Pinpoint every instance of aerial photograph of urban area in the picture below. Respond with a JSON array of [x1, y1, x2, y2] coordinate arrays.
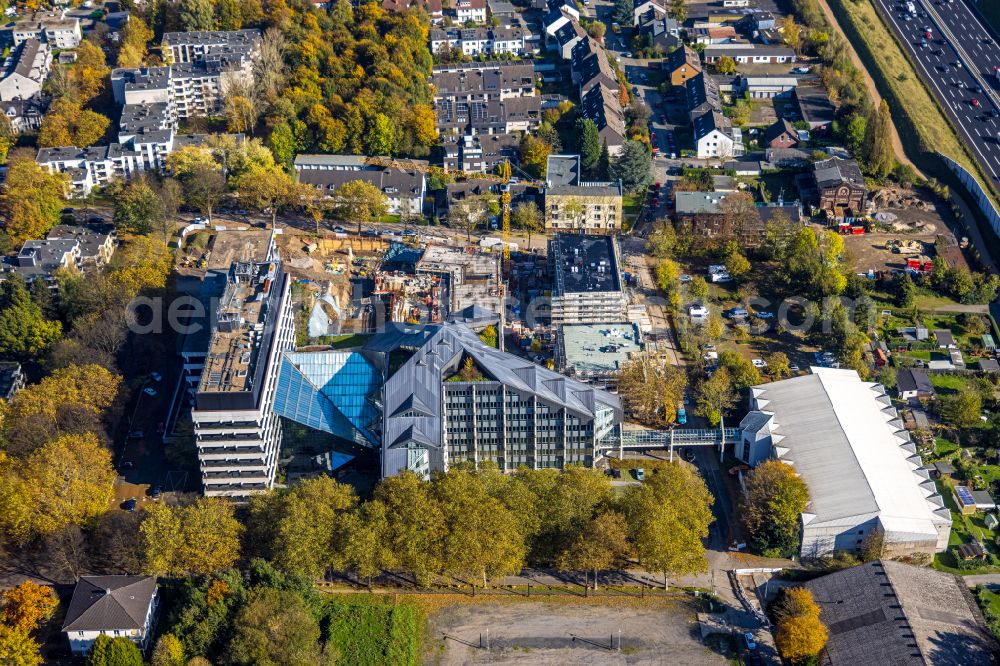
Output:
[[2, 0, 1000, 663]]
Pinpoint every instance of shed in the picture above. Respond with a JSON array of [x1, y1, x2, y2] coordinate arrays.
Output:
[[958, 541, 987, 560], [935, 329, 957, 349], [932, 460, 954, 479], [982, 334, 997, 352], [972, 490, 997, 512], [980, 358, 1000, 374]]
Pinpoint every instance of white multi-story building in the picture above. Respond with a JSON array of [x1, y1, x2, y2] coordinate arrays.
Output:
[[190, 258, 295, 500], [453, 0, 487, 23], [62, 576, 158, 657], [0, 39, 51, 102], [162, 29, 261, 65], [4, 12, 81, 49], [430, 24, 531, 57]]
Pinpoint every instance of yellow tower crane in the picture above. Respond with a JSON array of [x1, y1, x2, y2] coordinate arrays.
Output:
[[363, 157, 537, 263]]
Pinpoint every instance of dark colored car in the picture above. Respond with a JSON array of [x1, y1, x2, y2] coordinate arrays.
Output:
[[122, 499, 137, 512]]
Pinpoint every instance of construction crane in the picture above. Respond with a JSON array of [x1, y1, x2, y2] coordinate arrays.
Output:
[[364, 156, 540, 263]]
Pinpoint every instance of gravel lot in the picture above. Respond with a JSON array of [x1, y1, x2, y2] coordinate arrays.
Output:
[[424, 598, 730, 665]]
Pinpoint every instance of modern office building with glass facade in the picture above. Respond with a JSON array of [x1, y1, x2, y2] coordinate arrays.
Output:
[[377, 322, 623, 478]]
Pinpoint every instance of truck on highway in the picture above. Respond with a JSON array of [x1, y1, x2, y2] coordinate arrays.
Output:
[[906, 1, 917, 15]]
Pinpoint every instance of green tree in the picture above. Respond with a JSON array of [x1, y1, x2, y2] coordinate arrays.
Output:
[[331, 179, 389, 235], [365, 113, 397, 156], [841, 112, 867, 155], [1, 156, 68, 247], [509, 466, 615, 563], [247, 477, 358, 578], [766, 351, 791, 378], [432, 467, 527, 586], [941, 389, 982, 428], [178, 0, 215, 30], [646, 218, 676, 258], [597, 139, 611, 180], [150, 634, 185, 666], [613, 0, 635, 28], [140, 499, 242, 576], [232, 163, 298, 228], [372, 472, 447, 585], [86, 635, 143, 666], [862, 99, 894, 179], [343, 498, 393, 586], [113, 179, 165, 235], [556, 511, 631, 589], [577, 117, 601, 172], [620, 462, 714, 588], [511, 201, 543, 249], [718, 349, 762, 390], [450, 193, 498, 242], [224, 588, 326, 666], [724, 245, 751, 279], [612, 140, 653, 193], [689, 276, 709, 302], [0, 625, 41, 666], [0, 275, 62, 361], [37, 99, 110, 148], [697, 366, 736, 426], [178, 163, 227, 223], [741, 460, 810, 556]]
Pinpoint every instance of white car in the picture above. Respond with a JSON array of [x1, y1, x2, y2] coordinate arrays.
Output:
[[751, 358, 767, 369], [622, 51, 632, 58], [679, 274, 693, 282]]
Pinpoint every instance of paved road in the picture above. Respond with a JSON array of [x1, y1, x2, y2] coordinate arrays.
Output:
[[871, 0, 1000, 183]]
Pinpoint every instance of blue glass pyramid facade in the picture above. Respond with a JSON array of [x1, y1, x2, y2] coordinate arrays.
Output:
[[274, 351, 381, 446]]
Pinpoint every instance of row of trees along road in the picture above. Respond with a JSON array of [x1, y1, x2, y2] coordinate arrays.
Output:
[[244, 464, 714, 590]]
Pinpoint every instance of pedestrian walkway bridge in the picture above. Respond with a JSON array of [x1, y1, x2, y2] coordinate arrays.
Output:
[[598, 427, 740, 460]]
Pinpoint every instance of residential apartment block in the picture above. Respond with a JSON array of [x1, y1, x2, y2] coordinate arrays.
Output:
[[429, 24, 531, 57], [548, 233, 629, 326], [162, 29, 261, 65], [0, 39, 50, 102], [543, 155, 623, 233], [38, 30, 255, 196], [2, 12, 81, 49], [293, 154, 427, 217], [190, 259, 295, 499], [685, 73, 742, 159], [432, 61, 539, 171]]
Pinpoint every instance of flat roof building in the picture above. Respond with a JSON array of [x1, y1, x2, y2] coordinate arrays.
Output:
[[738, 367, 951, 558], [556, 323, 642, 388], [191, 258, 295, 499], [549, 234, 628, 325]]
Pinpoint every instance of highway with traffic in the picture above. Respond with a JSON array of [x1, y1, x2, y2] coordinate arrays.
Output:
[[870, 0, 1000, 182]]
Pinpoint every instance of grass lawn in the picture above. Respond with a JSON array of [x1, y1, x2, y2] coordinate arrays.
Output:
[[323, 595, 421, 666], [825, 0, 997, 203], [913, 292, 966, 312], [934, 437, 960, 459], [930, 373, 967, 394], [979, 588, 1000, 618]]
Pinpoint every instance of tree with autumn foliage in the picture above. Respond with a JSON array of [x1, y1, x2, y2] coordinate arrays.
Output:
[[0, 582, 58, 634], [140, 498, 243, 576], [773, 586, 828, 661], [0, 155, 69, 249], [0, 433, 117, 543]]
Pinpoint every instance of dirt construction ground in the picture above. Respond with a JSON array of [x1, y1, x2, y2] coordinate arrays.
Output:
[[424, 598, 728, 665]]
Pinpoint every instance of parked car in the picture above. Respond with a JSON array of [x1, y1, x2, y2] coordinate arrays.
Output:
[[634, 468, 646, 481], [122, 499, 137, 512], [128, 430, 144, 439], [751, 358, 767, 369], [744, 632, 757, 650], [150, 486, 162, 500], [143, 387, 157, 396], [150, 371, 162, 382]]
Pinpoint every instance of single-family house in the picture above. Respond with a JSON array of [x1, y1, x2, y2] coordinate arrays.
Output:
[[896, 368, 935, 401], [761, 118, 798, 150], [62, 576, 158, 656]]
